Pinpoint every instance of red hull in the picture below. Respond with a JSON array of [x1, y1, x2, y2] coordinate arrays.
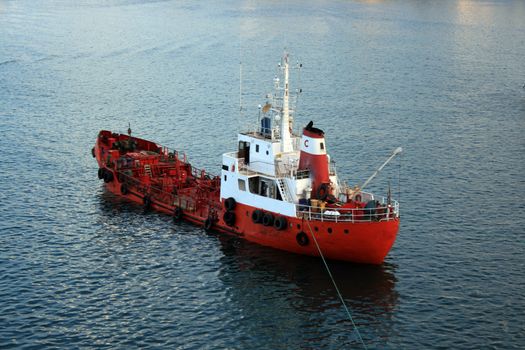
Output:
[[94, 130, 399, 264]]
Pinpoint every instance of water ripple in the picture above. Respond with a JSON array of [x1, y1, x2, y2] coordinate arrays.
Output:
[[1, 0, 525, 349]]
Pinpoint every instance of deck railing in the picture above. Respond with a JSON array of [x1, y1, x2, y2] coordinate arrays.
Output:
[[115, 164, 398, 223], [296, 196, 400, 223]]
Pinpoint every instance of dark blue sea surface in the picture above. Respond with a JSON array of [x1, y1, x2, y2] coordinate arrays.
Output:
[[1, 0, 524, 348]]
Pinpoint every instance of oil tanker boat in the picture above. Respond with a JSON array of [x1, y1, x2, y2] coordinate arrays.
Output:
[[93, 55, 401, 264]]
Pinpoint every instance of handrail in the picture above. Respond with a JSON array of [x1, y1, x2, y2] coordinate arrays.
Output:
[[236, 158, 276, 178], [224, 152, 310, 180], [239, 122, 301, 148], [296, 197, 400, 223], [115, 164, 398, 223], [109, 140, 400, 223]]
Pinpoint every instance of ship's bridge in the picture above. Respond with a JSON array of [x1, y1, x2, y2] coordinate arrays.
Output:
[[236, 129, 301, 177], [220, 53, 321, 214]]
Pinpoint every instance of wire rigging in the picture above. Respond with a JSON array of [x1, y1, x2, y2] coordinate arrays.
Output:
[[398, 152, 402, 213]]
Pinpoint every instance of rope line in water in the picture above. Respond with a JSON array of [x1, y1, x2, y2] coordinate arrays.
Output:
[[304, 220, 368, 350], [398, 152, 402, 216]]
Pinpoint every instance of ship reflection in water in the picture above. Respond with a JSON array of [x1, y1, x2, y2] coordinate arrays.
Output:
[[216, 235, 399, 347]]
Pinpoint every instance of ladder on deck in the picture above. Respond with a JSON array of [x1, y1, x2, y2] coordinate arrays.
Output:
[[277, 178, 292, 202], [144, 164, 153, 177]]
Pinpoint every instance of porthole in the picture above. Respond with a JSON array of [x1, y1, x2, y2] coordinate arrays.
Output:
[[344, 229, 349, 234], [327, 228, 333, 234]]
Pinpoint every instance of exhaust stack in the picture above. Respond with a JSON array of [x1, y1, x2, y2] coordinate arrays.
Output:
[[298, 121, 330, 199]]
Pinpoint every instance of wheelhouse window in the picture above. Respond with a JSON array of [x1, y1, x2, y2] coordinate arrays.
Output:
[[238, 179, 246, 191], [247, 176, 280, 200]]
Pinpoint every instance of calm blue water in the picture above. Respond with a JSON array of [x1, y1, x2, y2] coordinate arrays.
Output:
[[1, 0, 525, 348]]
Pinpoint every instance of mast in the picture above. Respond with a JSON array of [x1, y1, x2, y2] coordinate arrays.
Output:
[[281, 54, 293, 153]]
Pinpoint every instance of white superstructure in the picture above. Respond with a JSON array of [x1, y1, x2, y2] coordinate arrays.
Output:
[[220, 54, 339, 217]]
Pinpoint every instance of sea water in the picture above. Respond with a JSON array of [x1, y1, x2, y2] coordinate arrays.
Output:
[[1, 1, 524, 348]]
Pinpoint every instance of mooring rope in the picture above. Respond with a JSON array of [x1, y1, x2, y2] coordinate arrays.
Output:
[[304, 220, 368, 350], [398, 151, 402, 215]]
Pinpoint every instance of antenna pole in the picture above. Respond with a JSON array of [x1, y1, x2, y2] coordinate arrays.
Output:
[[281, 53, 292, 153], [239, 61, 243, 112]]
